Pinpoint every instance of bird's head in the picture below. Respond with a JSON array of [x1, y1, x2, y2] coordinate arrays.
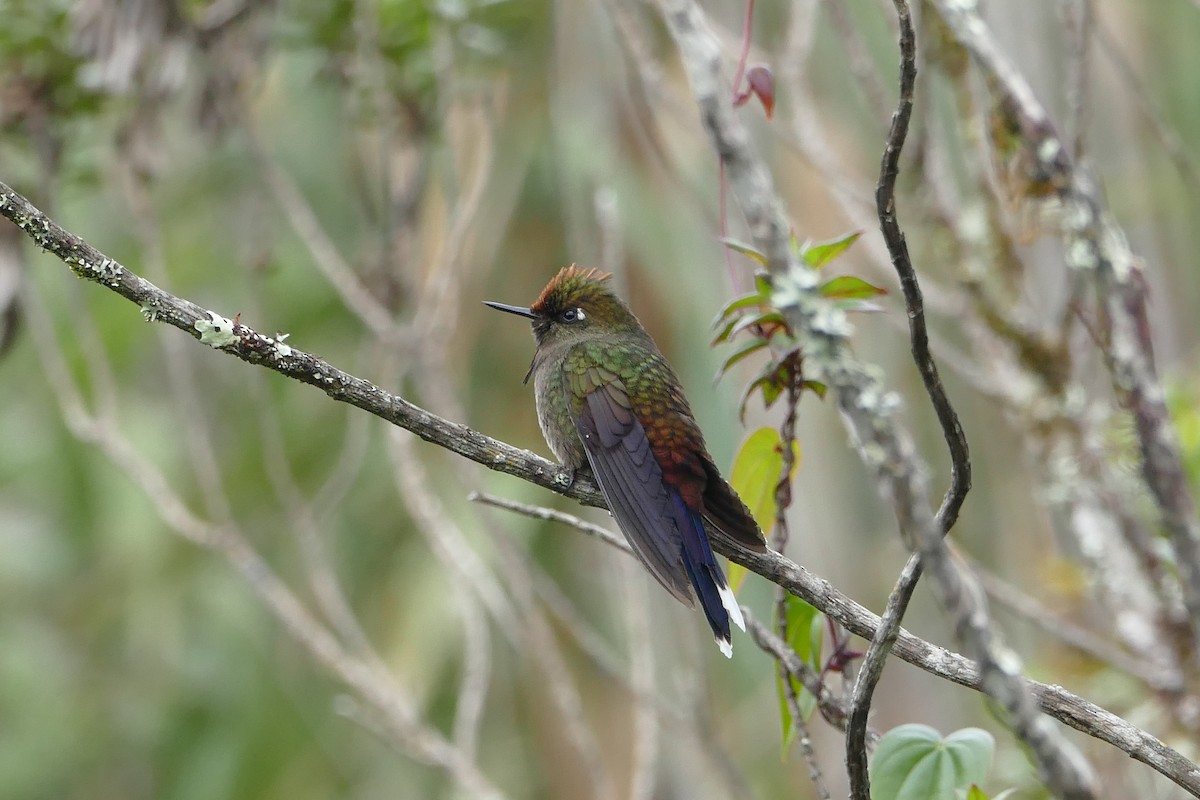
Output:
[[484, 265, 642, 348]]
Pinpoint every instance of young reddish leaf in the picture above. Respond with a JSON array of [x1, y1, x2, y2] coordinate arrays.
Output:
[[715, 338, 769, 381], [718, 237, 768, 266], [820, 275, 888, 300], [740, 65, 775, 118], [803, 231, 863, 269]]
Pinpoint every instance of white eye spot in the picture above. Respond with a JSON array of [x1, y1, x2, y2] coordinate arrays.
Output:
[[561, 307, 585, 323]]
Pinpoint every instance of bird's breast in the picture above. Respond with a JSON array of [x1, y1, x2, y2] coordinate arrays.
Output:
[[533, 355, 588, 469]]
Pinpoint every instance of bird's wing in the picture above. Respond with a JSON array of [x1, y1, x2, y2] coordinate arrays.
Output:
[[700, 462, 769, 553], [567, 365, 695, 608]]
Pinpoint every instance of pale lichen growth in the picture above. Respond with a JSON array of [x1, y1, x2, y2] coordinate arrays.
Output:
[[140, 303, 158, 322], [1099, 224, 1135, 283], [272, 332, 292, 357], [1064, 199, 1093, 233], [811, 304, 852, 338], [68, 255, 125, 287], [1065, 238, 1096, 271], [194, 311, 238, 347], [1037, 137, 1063, 167]]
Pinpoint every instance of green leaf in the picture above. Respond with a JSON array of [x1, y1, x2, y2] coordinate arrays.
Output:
[[729, 427, 801, 532], [803, 380, 827, 399], [759, 375, 785, 409], [725, 561, 749, 594], [775, 595, 822, 755], [965, 786, 988, 800], [736, 376, 771, 422], [711, 316, 740, 346], [728, 310, 786, 339], [803, 230, 862, 268], [790, 603, 823, 716], [719, 237, 768, 266], [715, 339, 768, 381], [712, 292, 765, 329], [754, 271, 773, 296], [820, 274, 888, 301], [869, 724, 995, 800], [726, 422, 799, 584]]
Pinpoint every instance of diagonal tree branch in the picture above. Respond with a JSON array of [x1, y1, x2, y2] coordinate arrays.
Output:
[[2, 179, 1197, 796]]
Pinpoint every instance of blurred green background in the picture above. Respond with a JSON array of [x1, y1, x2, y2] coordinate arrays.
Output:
[[1, 0, 1199, 798]]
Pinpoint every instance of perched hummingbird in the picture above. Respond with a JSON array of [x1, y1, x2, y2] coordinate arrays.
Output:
[[485, 266, 767, 657]]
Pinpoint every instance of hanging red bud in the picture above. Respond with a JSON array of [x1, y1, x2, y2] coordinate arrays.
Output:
[[734, 65, 775, 119]]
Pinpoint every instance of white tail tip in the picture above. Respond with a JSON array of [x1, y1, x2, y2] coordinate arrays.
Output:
[[717, 636, 733, 658], [717, 581, 746, 632]]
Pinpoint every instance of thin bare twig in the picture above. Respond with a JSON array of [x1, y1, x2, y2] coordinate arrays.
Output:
[[1063, 0, 1093, 161], [470, 492, 630, 553], [771, 377, 831, 798], [118, 161, 236, 525], [394, 434, 618, 800], [623, 560, 660, 800], [847, 2, 972, 796], [1092, 19, 1200, 199], [743, 609, 854, 734], [821, 0, 892, 121], [247, 127, 408, 346], [793, 712, 832, 800]]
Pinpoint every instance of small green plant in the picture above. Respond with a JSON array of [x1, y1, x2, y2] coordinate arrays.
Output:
[[712, 230, 884, 418], [717, 230, 884, 754]]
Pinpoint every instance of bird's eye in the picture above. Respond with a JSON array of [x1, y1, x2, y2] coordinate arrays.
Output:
[[559, 308, 585, 323]]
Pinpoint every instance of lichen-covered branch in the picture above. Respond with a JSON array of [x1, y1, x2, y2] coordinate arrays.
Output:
[[929, 0, 1200, 662]]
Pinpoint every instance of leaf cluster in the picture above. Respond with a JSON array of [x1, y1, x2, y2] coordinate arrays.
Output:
[[712, 230, 883, 418]]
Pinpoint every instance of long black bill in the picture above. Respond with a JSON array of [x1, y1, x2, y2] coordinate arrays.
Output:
[[483, 301, 537, 319]]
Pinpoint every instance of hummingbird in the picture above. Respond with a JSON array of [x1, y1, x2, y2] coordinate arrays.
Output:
[[485, 265, 767, 657]]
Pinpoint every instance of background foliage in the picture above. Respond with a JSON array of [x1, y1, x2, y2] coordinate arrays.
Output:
[[1, 0, 1199, 798]]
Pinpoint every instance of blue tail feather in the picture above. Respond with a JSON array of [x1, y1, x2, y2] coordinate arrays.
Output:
[[670, 492, 736, 653]]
